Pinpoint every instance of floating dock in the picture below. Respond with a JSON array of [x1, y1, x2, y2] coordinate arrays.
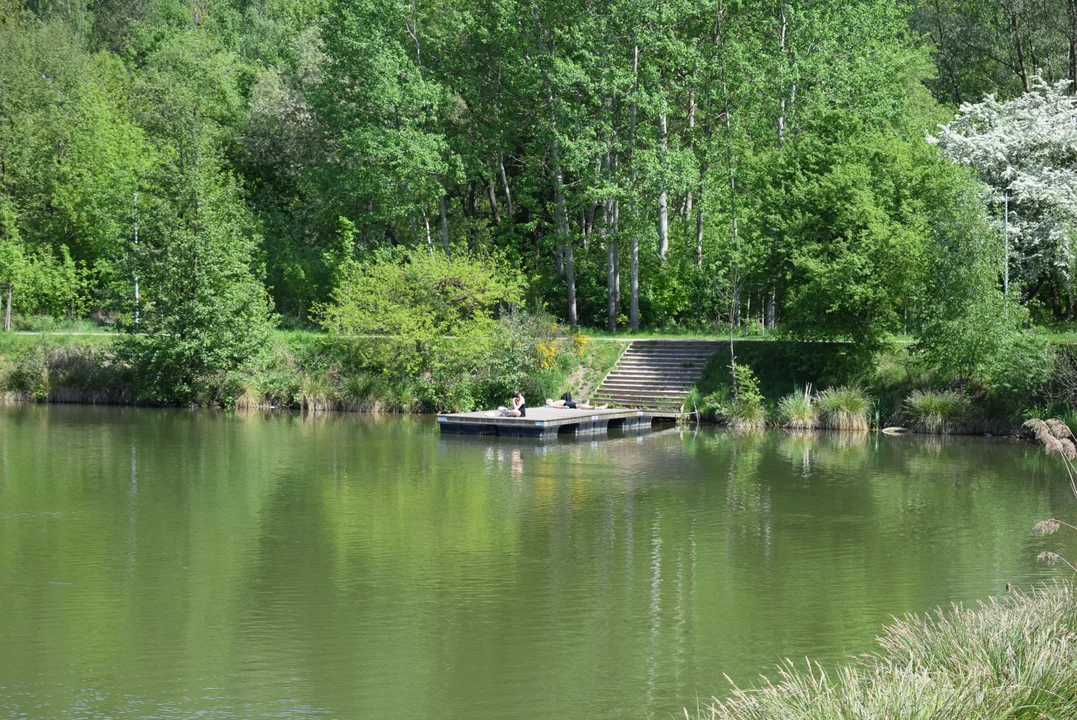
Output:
[[437, 407, 657, 439]]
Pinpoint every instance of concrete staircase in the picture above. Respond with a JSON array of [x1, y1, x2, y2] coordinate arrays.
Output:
[[593, 340, 722, 413]]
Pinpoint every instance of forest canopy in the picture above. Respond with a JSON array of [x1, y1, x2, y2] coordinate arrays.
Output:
[[1, 0, 1075, 341]]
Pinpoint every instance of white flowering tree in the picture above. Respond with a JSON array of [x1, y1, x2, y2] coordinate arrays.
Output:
[[931, 79, 1077, 315]]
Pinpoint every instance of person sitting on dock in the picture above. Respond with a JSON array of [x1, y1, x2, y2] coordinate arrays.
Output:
[[545, 392, 608, 410], [497, 391, 526, 417]]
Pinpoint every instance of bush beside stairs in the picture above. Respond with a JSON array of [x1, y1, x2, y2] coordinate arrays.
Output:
[[592, 340, 722, 413]]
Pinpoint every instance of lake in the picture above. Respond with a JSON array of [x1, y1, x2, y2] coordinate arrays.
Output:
[[1, 405, 1075, 719]]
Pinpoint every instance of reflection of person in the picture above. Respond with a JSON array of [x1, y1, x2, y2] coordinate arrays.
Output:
[[498, 391, 526, 417], [545, 392, 607, 410]]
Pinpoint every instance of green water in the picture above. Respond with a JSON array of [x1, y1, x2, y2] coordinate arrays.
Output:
[[2, 405, 1075, 719]]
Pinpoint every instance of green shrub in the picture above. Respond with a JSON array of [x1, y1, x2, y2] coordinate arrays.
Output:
[[4, 346, 50, 400], [777, 385, 817, 429], [727, 364, 767, 429], [258, 372, 301, 407], [817, 385, 871, 430], [904, 389, 971, 434], [699, 583, 1077, 720]]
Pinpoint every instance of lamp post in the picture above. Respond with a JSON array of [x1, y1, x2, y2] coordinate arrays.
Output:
[[1, 282, 10, 332], [1004, 192, 1009, 300], [133, 192, 140, 329]]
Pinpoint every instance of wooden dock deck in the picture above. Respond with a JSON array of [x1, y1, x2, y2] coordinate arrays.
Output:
[[437, 407, 658, 439]]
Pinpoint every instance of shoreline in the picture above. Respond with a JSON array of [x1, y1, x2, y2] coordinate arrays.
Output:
[[0, 392, 1033, 439]]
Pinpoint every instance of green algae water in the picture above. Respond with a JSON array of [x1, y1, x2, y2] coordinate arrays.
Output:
[[2, 405, 1076, 720]]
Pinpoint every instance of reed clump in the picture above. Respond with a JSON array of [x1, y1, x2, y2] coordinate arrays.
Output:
[[777, 385, 816, 429], [904, 389, 971, 434], [341, 373, 391, 412], [698, 582, 1077, 720], [299, 375, 338, 412], [816, 386, 871, 430]]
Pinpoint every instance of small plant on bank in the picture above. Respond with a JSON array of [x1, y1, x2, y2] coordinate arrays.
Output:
[[727, 364, 766, 430], [777, 384, 816, 429], [904, 389, 971, 434], [816, 385, 871, 430]]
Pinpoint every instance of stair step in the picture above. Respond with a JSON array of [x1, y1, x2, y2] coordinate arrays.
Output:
[[604, 377, 697, 382], [603, 380, 693, 387], [596, 392, 691, 401]]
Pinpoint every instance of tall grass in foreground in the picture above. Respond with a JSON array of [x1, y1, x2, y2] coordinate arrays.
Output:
[[816, 386, 871, 430], [904, 389, 971, 434], [698, 582, 1077, 720], [777, 385, 816, 429]]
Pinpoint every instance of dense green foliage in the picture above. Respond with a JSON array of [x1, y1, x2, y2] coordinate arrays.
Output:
[[0, 327, 624, 411], [0, 0, 1074, 403]]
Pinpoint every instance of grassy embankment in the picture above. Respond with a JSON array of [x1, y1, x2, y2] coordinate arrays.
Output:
[[697, 582, 1077, 719], [0, 329, 626, 412], [3, 323, 1075, 430], [687, 338, 1077, 434]]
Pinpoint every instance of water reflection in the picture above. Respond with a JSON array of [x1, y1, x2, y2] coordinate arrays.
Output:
[[0, 407, 1074, 720]]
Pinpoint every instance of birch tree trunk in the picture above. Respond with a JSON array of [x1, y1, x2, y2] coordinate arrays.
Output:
[[657, 110, 669, 261], [487, 176, 501, 225], [629, 39, 640, 330], [536, 5, 576, 325], [1009, 9, 1032, 93], [553, 147, 576, 326], [1067, 0, 1076, 91], [499, 152, 514, 217], [422, 208, 433, 254], [606, 151, 619, 331], [439, 194, 450, 255], [717, 0, 741, 323], [776, 2, 787, 148]]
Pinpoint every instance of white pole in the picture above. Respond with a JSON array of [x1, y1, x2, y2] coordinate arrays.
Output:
[[133, 192, 140, 329], [1003, 192, 1009, 300]]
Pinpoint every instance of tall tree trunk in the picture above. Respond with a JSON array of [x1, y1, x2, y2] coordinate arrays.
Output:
[[499, 152, 514, 217], [554, 158, 575, 326], [717, 0, 741, 322], [1068, 0, 1077, 92], [564, 240, 577, 328], [536, 5, 576, 324], [614, 196, 620, 312], [657, 111, 669, 261], [422, 207, 433, 255], [439, 194, 450, 255], [606, 150, 619, 332], [607, 237, 617, 331], [776, 1, 788, 148], [487, 176, 501, 225], [932, 0, 963, 104], [768, 0, 787, 325], [629, 38, 641, 330], [686, 85, 697, 260], [1011, 10, 1032, 93]]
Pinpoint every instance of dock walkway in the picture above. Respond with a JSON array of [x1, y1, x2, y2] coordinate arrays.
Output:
[[438, 407, 652, 439]]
